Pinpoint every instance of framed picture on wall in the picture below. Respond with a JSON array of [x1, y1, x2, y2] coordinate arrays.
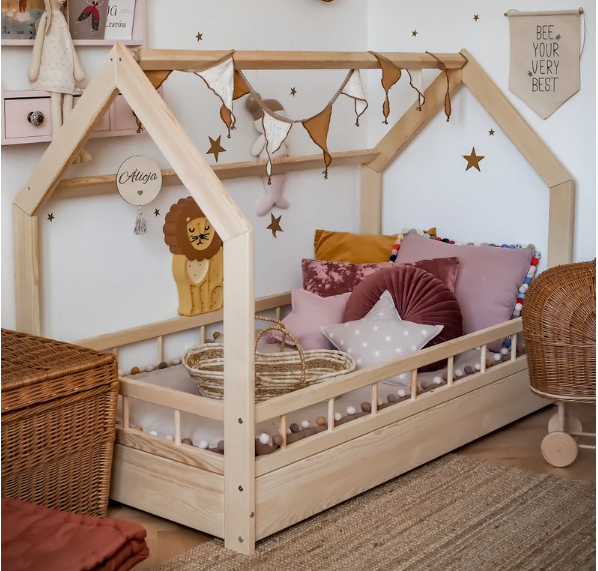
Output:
[[104, 0, 135, 40], [1, 0, 45, 40], [69, 0, 109, 40]]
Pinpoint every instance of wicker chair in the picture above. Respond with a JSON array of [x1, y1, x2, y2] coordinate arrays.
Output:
[[522, 260, 596, 467]]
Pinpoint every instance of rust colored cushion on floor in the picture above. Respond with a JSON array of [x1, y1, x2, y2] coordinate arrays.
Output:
[[1, 497, 149, 571]]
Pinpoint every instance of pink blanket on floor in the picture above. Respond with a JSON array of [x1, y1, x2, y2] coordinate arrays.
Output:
[[1, 497, 149, 571]]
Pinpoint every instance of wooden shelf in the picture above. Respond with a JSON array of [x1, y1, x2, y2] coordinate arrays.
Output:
[[1, 38, 143, 47]]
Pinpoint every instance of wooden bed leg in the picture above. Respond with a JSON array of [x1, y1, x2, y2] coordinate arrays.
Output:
[[360, 165, 382, 234], [223, 231, 256, 554]]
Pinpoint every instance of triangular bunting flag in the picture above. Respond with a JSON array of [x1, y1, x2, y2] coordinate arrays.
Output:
[[302, 105, 333, 179], [406, 69, 425, 110], [370, 52, 402, 124], [220, 70, 250, 136], [341, 70, 368, 126], [426, 52, 452, 122], [262, 113, 293, 182]]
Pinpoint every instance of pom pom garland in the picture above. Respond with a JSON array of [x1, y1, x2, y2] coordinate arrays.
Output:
[[258, 433, 270, 445], [166, 435, 173, 441], [172, 358, 181, 365], [433, 376, 442, 385], [397, 389, 406, 397], [146, 365, 155, 372], [500, 347, 509, 356], [493, 353, 502, 362], [474, 363, 481, 371], [347, 406, 356, 415], [454, 369, 463, 378], [149, 431, 158, 436], [300, 420, 310, 428], [334, 412, 342, 421]]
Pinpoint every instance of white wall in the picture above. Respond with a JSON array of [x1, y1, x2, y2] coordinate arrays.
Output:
[[1, 0, 368, 341], [367, 0, 595, 269], [1, 0, 595, 347]]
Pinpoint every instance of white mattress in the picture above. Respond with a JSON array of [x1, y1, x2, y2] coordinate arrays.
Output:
[[121, 343, 501, 448]]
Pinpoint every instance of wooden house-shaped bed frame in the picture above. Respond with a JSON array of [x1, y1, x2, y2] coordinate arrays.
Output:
[[13, 45, 575, 554]]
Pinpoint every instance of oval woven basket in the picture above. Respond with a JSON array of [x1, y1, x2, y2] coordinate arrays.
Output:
[[522, 260, 596, 403], [183, 316, 356, 402]]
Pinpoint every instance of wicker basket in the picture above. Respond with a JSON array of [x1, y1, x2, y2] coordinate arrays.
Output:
[[522, 260, 596, 403], [1, 329, 119, 517], [183, 316, 356, 402]]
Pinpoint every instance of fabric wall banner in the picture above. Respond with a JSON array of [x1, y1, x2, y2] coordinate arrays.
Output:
[[506, 8, 584, 119]]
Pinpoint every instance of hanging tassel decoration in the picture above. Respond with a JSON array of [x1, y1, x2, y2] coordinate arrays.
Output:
[[426, 52, 452, 122], [134, 206, 147, 235]]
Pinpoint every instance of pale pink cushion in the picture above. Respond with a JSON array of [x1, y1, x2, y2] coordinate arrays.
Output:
[[395, 233, 533, 349], [269, 289, 351, 350]]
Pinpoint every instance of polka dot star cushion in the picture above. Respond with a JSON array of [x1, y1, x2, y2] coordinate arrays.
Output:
[[322, 291, 443, 386]]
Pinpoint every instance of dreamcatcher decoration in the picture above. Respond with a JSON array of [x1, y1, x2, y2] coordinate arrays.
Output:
[[237, 68, 368, 181], [116, 156, 163, 235]]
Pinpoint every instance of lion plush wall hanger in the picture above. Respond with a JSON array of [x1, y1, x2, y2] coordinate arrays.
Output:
[[163, 197, 223, 317]]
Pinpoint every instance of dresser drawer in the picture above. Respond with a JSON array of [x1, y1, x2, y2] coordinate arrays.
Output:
[[4, 97, 53, 139], [113, 94, 139, 132]]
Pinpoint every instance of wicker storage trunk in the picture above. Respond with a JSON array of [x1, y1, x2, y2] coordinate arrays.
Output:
[[522, 260, 596, 403], [1, 329, 119, 517]]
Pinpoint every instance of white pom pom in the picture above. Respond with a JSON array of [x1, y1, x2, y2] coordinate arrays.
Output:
[[149, 430, 158, 436], [258, 433, 270, 445], [474, 363, 481, 371], [401, 227, 409, 234], [397, 389, 406, 398], [300, 420, 310, 428], [146, 365, 155, 372], [474, 346, 481, 350], [515, 303, 523, 311], [198, 440, 209, 449], [417, 230, 424, 236], [493, 353, 502, 362], [455, 369, 463, 378], [378, 398, 384, 406], [334, 412, 342, 421], [455, 241, 463, 246], [118, 369, 124, 376], [166, 435, 174, 441], [172, 357, 181, 365], [347, 406, 356, 415], [433, 376, 442, 385], [500, 347, 509, 356], [527, 267, 536, 277]]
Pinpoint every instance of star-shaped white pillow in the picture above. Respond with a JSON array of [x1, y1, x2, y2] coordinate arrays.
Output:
[[322, 291, 443, 385]]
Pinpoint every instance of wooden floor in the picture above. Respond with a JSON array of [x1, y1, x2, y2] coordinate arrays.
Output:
[[108, 403, 595, 570]]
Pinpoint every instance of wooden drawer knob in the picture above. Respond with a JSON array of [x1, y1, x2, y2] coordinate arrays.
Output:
[[27, 111, 45, 127]]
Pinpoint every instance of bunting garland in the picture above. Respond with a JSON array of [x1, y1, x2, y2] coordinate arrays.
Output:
[[369, 51, 402, 124], [341, 70, 368, 126], [426, 51, 452, 122], [406, 69, 425, 110]]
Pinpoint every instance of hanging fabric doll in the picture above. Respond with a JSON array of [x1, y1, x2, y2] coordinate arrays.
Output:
[[28, 0, 91, 163], [246, 94, 290, 217]]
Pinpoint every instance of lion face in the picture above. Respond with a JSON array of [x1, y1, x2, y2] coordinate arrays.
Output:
[[187, 216, 214, 252]]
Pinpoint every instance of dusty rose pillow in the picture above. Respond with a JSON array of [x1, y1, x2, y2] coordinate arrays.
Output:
[[302, 257, 460, 298], [395, 233, 534, 349], [268, 289, 350, 350]]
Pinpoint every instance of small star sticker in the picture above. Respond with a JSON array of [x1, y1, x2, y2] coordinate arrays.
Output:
[[473, 14, 479, 21], [556, 34, 561, 40], [196, 32, 203, 41], [489, 129, 495, 136], [463, 147, 485, 172], [267, 213, 283, 238], [290, 87, 297, 96], [47, 213, 55, 222], [412, 30, 418, 37], [206, 135, 226, 162], [154, 209, 160, 216]]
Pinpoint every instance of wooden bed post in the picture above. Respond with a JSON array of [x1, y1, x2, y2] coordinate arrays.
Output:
[[223, 230, 256, 554], [360, 165, 382, 234]]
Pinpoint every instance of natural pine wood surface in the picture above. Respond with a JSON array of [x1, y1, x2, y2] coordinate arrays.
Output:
[[108, 403, 595, 570]]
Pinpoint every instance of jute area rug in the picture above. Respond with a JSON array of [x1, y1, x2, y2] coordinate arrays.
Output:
[[151, 455, 596, 571]]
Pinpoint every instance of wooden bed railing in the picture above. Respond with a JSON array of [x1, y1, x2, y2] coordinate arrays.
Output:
[[108, 309, 524, 478]]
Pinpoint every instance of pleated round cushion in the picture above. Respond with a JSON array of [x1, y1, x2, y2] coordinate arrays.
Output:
[[344, 265, 463, 371]]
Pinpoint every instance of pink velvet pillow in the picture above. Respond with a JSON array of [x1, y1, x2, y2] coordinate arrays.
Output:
[[344, 265, 463, 371], [395, 233, 534, 348], [302, 257, 460, 298], [269, 289, 350, 350]]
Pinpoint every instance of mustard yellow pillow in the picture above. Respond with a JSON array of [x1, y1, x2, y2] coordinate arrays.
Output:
[[314, 229, 398, 264]]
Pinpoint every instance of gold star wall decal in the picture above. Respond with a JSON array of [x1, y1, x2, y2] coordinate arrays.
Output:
[[290, 87, 297, 96], [473, 14, 479, 21], [47, 213, 55, 222], [154, 208, 160, 216], [463, 147, 485, 171], [412, 30, 418, 36], [196, 32, 203, 41], [488, 129, 495, 136], [267, 213, 283, 238], [206, 135, 226, 162]]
